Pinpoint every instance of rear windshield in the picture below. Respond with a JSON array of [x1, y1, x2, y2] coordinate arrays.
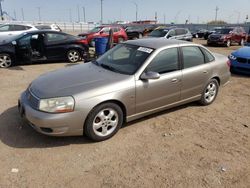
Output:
[[149, 29, 168, 37], [89, 27, 102, 33], [215, 28, 233, 34]]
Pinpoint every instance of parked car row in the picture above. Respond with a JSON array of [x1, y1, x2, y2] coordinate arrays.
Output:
[[0, 23, 62, 38]]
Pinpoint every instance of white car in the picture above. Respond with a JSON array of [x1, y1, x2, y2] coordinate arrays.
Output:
[[0, 23, 37, 37], [35, 24, 62, 32]]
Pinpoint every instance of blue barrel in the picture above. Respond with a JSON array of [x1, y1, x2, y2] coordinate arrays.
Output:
[[94, 37, 108, 56]]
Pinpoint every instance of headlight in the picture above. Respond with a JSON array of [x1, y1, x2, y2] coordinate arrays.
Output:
[[228, 54, 236, 60], [39, 96, 75, 113]]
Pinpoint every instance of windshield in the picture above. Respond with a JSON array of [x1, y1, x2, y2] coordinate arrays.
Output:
[[89, 27, 102, 33], [215, 28, 232, 34], [95, 44, 153, 75], [148, 29, 168, 37], [0, 32, 26, 43], [126, 26, 143, 31]]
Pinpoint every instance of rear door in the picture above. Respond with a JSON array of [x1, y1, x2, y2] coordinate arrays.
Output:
[[180, 46, 212, 100], [44, 32, 69, 60], [135, 47, 182, 113]]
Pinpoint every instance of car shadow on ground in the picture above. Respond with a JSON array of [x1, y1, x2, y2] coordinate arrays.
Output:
[[0, 101, 201, 149], [0, 106, 93, 149]]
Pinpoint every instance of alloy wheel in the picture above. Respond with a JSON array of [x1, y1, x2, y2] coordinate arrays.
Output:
[[92, 108, 119, 137], [68, 50, 80, 63], [204, 82, 217, 103], [0, 54, 12, 68]]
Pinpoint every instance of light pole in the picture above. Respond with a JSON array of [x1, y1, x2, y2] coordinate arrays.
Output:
[[215, 6, 219, 22], [133, 2, 138, 21], [37, 7, 41, 21], [82, 6, 86, 23], [0, 0, 4, 21], [21, 8, 24, 21], [100, 0, 103, 24], [77, 5, 80, 22]]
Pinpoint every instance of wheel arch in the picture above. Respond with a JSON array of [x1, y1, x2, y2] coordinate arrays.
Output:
[[211, 76, 220, 86]]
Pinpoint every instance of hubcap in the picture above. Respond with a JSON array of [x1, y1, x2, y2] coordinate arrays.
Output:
[[93, 108, 118, 137], [204, 82, 217, 103], [68, 51, 80, 62], [0, 55, 12, 68]]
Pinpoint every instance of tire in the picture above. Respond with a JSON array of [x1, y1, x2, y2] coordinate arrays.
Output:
[[118, 37, 124, 43], [226, 40, 231, 47], [84, 103, 123, 141], [239, 38, 244, 46], [0, 53, 13, 68], [199, 79, 219, 106], [67, 49, 81, 63]]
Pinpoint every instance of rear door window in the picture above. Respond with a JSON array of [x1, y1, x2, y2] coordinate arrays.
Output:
[[13, 25, 27, 31], [182, 46, 205, 69], [46, 33, 67, 43]]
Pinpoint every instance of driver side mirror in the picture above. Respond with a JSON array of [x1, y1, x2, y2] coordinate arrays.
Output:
[[140, 71, 160, 80], [12, 41, 17, 45]]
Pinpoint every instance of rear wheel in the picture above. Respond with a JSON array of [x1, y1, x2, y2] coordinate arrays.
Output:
[[199, 79, 219, 105], [226, 40, 231, 47], [0, 53, 12, 68], [84, 103, 123, 141], [67, 49, 81, 63]]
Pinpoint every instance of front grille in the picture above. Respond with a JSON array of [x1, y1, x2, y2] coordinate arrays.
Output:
[[237, 57, 248, 63], [26, 89, 40, 109]]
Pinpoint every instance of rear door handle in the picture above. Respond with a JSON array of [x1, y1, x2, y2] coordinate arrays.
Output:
[[203, 70, 208, 73]]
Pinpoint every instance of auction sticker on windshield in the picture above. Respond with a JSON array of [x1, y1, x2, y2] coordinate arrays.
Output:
[[137, 47, 153, 53]]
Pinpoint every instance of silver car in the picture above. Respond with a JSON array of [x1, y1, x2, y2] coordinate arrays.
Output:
[[19, 38, 230, 141]]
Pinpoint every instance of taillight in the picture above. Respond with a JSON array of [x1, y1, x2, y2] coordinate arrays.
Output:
[[77, 39, 88, 45]]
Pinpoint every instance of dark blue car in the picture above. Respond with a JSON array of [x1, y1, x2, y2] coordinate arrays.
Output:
[[229, 44, 250, 75]]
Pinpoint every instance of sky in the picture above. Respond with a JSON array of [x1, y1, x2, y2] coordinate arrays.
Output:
[[2, 0, 250, 24]]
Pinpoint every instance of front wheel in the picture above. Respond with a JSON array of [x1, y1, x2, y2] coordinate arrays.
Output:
[[0, 53, 13, 68], [67, 49, 81, 63], [84, 103, 123, 141], [239, 38, 244, 46], [199, 79, 219, 105]]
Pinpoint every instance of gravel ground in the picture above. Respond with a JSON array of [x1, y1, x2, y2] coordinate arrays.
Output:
[[0, 39, 249, 188]]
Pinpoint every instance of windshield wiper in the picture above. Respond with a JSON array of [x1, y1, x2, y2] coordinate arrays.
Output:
[[92, 60, 99, 66], [100, 64, 119, 73]]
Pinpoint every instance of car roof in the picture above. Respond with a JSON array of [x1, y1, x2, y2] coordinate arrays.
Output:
[[1, 23, 34, 27], [22, 30, 67, 35], [124, 38, 190, 49]]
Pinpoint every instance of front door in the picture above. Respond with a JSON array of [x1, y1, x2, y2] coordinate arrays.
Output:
[[16, 34, 32, 63], [136, 47, 182, 113]]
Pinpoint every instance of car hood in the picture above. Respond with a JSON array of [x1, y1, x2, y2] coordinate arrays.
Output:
[[232, 47, 250, 58], [30, 63, 132, 99]]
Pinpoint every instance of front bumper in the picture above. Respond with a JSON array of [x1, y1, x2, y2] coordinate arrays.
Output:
[[18, 91, 84, 136], [230, 60, 250, 75]]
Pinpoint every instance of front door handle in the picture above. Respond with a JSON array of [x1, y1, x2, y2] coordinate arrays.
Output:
[[171, 78, 178, 83], [203, 70, 208, 73]]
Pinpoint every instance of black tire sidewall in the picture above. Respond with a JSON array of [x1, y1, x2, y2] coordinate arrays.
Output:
[[84, 103, 123, 141], [200, 79, 219, 106]]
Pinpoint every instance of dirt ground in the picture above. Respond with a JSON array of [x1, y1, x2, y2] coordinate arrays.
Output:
[[0, 39, 249, 188]]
